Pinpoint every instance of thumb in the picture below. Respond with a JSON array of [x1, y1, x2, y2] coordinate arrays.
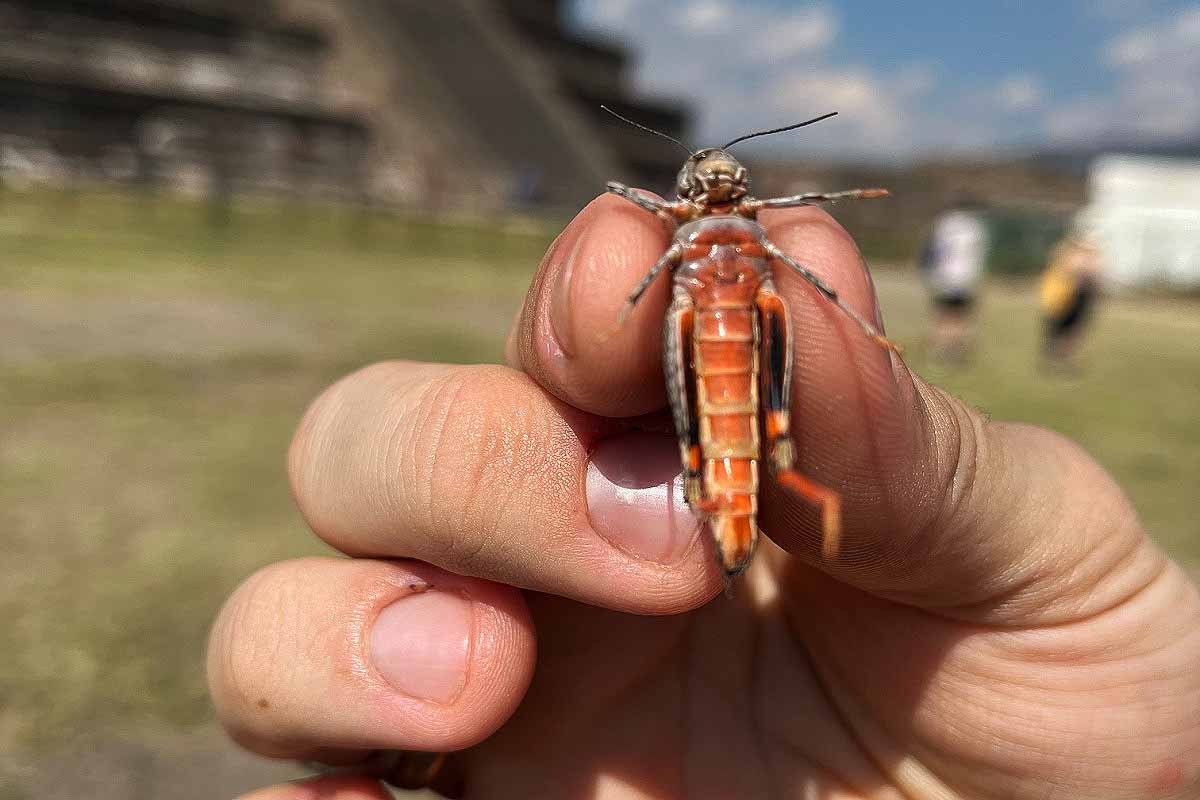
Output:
[[756, 209, 1163, 626]]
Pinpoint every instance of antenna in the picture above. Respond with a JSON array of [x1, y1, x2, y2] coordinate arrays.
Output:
[[721, 111, 838, 150], [600, 105, 694, 156]]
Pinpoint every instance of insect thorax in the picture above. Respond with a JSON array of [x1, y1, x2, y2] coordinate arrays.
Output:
[[674, 215, 766, 245], [674, 215, 771, 289]]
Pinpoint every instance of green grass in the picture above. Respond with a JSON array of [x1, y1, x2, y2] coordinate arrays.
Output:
[[1, 188, 1197, 782]]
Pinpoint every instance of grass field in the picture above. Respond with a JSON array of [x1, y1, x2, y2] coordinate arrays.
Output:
[[1, 189, 1197, 796]]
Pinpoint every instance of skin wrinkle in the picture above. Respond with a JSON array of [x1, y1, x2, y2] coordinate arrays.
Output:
[[941, 697, 1136, 800], [784, 572, 1128, 798], [934, 429, 1160, 627], [805, 376, 970, 606], [419, 367, 563, 576], [257, 568, 303, 707], [378, 387, 417, 541], [1056, 522, 1139, 617], [892, 398, 1145, 626], [839, 327, 898, 551], [918, 384, 978, 540], [400, 369, 461, 538], [426, 371, 495, 567], [497, 390, 597, 575], [785, 614, 930, 800], [216, 565, 331, 754], [993, 561, 1188, 670], [898, 385, 978, 577], [215, 573, 264, 735], [888, 361, 942, 538], [817, 567, 1193, 800]]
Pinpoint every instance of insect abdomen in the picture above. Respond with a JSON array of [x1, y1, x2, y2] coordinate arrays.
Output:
[[693, 304, 760, 575]]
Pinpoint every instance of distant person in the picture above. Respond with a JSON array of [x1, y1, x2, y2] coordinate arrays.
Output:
[[919, 195, 990, 365], [1040, 214, 1103, 372]]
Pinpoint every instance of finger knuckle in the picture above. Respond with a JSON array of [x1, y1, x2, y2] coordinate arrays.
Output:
[[208, 560, 316, 727], [412, 366, 568, 571]]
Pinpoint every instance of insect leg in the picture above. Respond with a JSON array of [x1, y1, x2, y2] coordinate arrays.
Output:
[[757, 279, 842, 560], [754, 187, 889, 210], [614, 242, 684, 327], [777, 470, 843, 561], [663, 286, 703, 509], [606, 181, 668, 214], [756, 277, 794, 461], [761, 238, 901, 352]]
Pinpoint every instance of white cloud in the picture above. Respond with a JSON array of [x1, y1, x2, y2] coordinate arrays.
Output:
[[680, 0, 732, 33], [996, 74, 1048, 112], [1052, 6, 1200, 143], [1103, 30, 1155, 67], [574, 0, 1200, 157], [767, 69, 882, 117], [756, 5, 839, 59], [752, 66, 923, 154], [1046, 99, 1107, 141], [894, 63, 938, 99], [570, 1, 996, 158], [1103, 7, 1200, 69], [573, 1, 855, 147]]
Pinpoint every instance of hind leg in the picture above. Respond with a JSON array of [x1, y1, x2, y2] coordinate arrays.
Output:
[[663, 287, 705, 511], [757, 280, 843, 559]]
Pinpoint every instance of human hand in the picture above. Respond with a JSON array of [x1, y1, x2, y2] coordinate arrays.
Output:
[[209, 196, 1200, 799]]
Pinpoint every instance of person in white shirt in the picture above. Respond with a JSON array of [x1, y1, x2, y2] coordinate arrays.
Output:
[[919, 195, 990, 364]]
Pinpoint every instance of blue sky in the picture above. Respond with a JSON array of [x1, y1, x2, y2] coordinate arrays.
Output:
[[567, 0, 1200, 160]]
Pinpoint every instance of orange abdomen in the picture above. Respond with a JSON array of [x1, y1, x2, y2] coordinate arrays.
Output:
[[693, 301, 760, 574]]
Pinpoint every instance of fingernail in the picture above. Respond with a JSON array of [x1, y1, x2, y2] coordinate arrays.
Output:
[[548, 233, 585, 357], [586, 432, 699, 564], [370, 590, 472, 704]]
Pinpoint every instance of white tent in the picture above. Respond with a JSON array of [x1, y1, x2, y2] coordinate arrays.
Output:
[[1086, 155, 1200, 291]]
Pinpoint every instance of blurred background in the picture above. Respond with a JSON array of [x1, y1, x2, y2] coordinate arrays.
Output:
[[1, 1, 1197, 797]]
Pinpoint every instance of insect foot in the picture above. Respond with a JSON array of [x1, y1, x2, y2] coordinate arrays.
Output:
[[683, 473, 704, 509], [872, 334, 905, 354], [769, 438, 796, 473]]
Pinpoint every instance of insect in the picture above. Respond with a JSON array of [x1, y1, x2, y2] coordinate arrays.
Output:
[[602, 107, 897, 582]]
